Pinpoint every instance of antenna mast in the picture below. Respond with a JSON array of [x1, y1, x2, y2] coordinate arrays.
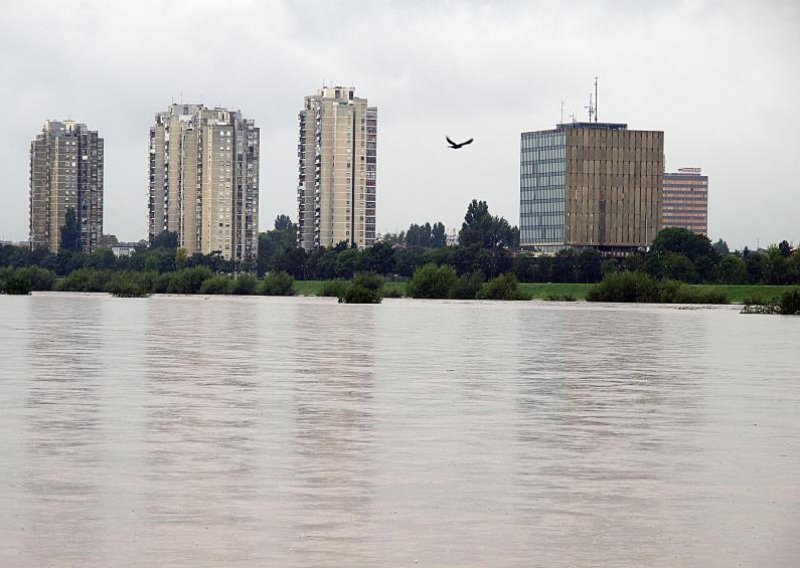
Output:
[[585, 93, 594, 122], [594, 76, 598, 122], [560, 100, 565, 124]]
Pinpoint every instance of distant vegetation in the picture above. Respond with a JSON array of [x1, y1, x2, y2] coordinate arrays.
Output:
[[2, 200, 799, 313]]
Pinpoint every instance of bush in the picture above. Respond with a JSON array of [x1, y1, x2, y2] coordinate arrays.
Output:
[[153, 272, 175, 293], [407, 263, 457, 299], [779, 288, 800, 315], [352, 271, 385, 291], [478, 274, 531, 301], [380, 286, 404, 298], [2, 270, 32, 295], [230, 274, 258, 295], [199, 275, 232, 295], [319, 279, 350, 298], [168, 267, 212, 294], [450, 271, 484, 299], [340, 285, 382, 304], [107, 273, 149, 298], [20, 267, 55, 291], [586, 271, 661, 303], [260, 271, 295, 296], [542, 293, 577, 301], [55, 268, 113, 292]]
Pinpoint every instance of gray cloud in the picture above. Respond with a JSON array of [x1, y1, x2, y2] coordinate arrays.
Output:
[[0, 0, 797, 250]]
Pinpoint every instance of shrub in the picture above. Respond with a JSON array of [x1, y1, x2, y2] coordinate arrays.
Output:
[[260, 271, 295, 296], [450, 271, 484, 299], [352, 271, 385, 291], [55, 268, 113, 292], [168, 267, 212, 294], [153, 272, 175, 293], [407, 263, 457, 299], [478, 274, 531, 301], [380, 286, 404, 298], [319, 279, 350, 298], [779, 288, 800, 315], [543, 293, 577, 301], [2, 270, 32, 295], [230, 274, 258, 295], [199, 275, 232, 295], [107, 271, 153, 298], [20, 267, 55, 291], [586, 271, 661, 303], [340, 285, 382, 304]]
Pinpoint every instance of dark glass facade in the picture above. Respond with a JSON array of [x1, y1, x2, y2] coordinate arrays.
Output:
[[519, 130, 566, 250]]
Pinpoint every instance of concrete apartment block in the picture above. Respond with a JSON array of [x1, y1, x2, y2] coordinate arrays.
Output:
[[663, 167, 708, 235], [298, 86, 377, 250], [29, 120, 104, 253]]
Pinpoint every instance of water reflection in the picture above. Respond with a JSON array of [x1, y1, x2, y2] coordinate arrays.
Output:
[[289, 302, 376, 566]]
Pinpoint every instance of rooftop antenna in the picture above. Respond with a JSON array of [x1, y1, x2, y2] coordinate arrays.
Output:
[[585, 93, 594, 122], [560, 100, 565, 124], [594, 76, 598, 123], [569, 112, 577, 124]]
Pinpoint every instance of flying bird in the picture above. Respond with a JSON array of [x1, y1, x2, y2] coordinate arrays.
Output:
[[446, 136, 473, 149]]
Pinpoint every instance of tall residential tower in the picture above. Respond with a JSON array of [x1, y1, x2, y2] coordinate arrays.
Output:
[[149, 104, 259, 262], [298, 86, 377, 250], [662, 167, 708, 235], [29, 120, 104, 252], [520, 122, 664, 254]]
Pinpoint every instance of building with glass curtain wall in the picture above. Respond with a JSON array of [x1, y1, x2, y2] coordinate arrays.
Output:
[[520, 122, 664, 254]]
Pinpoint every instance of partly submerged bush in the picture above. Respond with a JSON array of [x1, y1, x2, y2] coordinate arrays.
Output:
[[1, 269, 32, 295], [586, 271, 661, 303], [107, 271, 152, 298], [478, 274, 531, 301], [230, 274, 258, 295], [380, 286, 404, 298], [167, 267, 213, 294], [778, 288, 800, 315], [19, 267, 55, 291], [340, 284, 382, 304], [319, 279, 350, 298], [199, 275, 232, 295], [450, 271, 484, 300], [542, 292, 577, 302], [407, 263, 457, 299], [659, 279, 729, 304], [352, 271, 385, 291], [55, 269, 113, 292], [259, 271, 296, 296]]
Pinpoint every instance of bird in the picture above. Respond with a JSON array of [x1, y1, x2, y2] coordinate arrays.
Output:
[[446, 136, 473, 149]]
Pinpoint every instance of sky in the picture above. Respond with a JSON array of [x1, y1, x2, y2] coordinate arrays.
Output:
[[0, 0, 798, 250]]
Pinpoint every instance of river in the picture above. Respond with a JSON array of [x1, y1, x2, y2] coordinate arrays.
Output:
[[1, 293, 798, 566]]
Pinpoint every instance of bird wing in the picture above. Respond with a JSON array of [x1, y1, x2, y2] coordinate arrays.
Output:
[[462, 138, 474, 146], [446, 136, 457, 146]]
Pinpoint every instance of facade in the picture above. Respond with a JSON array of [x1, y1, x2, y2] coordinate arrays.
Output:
[[662, 167, 708, 235], [149, 104, 259, 262], [520, 122, 664, 254], [297, 86, 377, 250], [29, 120, 104, 252]]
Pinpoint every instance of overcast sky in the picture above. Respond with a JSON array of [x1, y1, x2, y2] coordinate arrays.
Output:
[[1, 0, 797, 250]]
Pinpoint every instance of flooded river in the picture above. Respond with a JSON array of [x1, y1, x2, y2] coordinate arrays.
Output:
[[1, 294, 798, 566]]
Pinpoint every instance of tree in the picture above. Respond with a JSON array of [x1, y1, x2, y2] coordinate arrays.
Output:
[[663, 253, 697, 283], [719, 255, 747, 284], [778, 240, 793, 258], [59, 208, 82, 253], [712, 239, 730, 256], [431, 222, 447, 248], [274, 214, 293, 231], [150, 231, 179, 250], [649, 228, 715, 261], [458, 199, 517, 249]]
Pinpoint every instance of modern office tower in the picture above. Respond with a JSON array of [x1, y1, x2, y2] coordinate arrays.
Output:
[[29, 120, 103, 252], [149, 104, 259, 262], [520, 122, 664, 254], [297, 86, 377, 250], [662, 167, 708, 235]]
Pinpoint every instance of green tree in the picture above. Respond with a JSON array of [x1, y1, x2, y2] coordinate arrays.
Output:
[[663, 253, 697, 283], [431, 222, 447, 248], [59, 208, 82, 253], [719, 255, 747, 284], [150, 230, 179, 250], [458, 199, 517, 249], [778, 240, 793, 258], [712, 239, 730, 256], [407, 263, 457, 299], [274, 214, 293, 231], [650, 227, 715, 261]]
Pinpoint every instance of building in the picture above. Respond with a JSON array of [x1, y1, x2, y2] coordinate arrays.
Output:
[[29, 120, 104, 252], [520, 122, 664, 254], [149, 104, 259, 262], [662, 167, 708, 235], [297, 86, 377, 250]]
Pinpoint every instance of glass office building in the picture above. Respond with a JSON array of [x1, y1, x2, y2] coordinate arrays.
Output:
[[519, 122, 664, 254]]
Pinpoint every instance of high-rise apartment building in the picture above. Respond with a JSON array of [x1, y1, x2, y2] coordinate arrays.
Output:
[[520, 122, 664, 254], [297, 86, 377, 250], [662, 167, 708, 235], [29, 120, 103, 252], [149, 104, 259, 262]]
